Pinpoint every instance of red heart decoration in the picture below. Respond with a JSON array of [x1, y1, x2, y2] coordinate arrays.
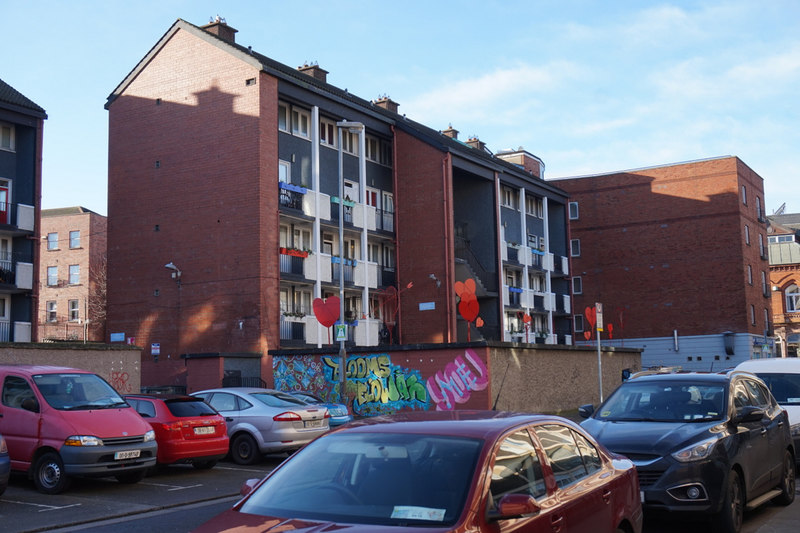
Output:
[[584, 306, 596, 329], [476, 317, 484, 327], [313, 296, 340, 328], [459, 295, 479, 322], [522, 313, 532, 324]]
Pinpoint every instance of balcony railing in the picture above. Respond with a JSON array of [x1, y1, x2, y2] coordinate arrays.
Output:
[[280, 319, 306, 341], [332, 257, 355, 283], [376, 208, 394, 232], [380, 267, 396, 287], [0, 321, 9, 342], [0, 203, 35, 232], [330, 197, 354, 224], [279, 253, 306, 275], [279, 183, 307, 210]]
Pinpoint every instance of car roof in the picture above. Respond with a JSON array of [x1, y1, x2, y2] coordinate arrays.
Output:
[[334, 411, 578, 440], [123, 393, 201, 402], [630, 371, 733, 383], [736, 358, 800, 372], [0, 365, 93, 376], [193, 387, 286, 395]]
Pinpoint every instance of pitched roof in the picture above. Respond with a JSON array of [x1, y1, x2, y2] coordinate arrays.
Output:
[[0, 78, 47, 118], [42, 206, 102, 218]]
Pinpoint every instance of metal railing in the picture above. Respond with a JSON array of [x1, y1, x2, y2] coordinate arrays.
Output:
[[455, 236, 498, 292], [279, 254, 305, 275]]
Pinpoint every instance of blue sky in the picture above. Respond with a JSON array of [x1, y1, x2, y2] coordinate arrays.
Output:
[[5, 1, 799, 216]]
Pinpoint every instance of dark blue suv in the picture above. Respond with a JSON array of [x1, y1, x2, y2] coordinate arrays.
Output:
[[579, 371, 795, 533]]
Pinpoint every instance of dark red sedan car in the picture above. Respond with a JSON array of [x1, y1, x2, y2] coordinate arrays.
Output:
[[124, 394, 228, 469], [193, 410, 642, 532]]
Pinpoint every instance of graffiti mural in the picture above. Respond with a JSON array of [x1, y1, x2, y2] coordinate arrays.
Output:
[[273, 355, 336, 402], [426, 349, 489, 410]]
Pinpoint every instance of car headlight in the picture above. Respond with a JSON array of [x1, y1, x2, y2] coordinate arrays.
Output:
[[672, 436, 719, 463], [64, 435, 103, 446], [144, 430, 156, 442], [791, 423, 800, 438]]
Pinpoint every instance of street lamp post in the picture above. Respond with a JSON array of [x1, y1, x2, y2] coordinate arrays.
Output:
[[336, 121, 364, 404]]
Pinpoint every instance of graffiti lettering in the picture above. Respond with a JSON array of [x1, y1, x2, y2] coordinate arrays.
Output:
[[426, 349, 489, 410], [322, 354, 391, 381], [354, 370, 426, 406], [110, 371, 131, 393]]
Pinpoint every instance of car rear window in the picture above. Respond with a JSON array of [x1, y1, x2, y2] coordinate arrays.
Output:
[[756, 373, 800, 405], [251, 392, 307, 408], [165, 399, 217, 417]]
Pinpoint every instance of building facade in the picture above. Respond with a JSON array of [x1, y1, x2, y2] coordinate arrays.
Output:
[[554, 156, 772, 370], [105, 18, 572, 389], [766, 213, 800, 357], [38, 207, 107, 342], [0, 78, 46, 342]]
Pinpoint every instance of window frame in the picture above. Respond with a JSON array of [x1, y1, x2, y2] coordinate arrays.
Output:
[[278, 102, 289, 132], [574, 314, 584, 332], [365, 135, 380, 163], [68, 264, 80, 285], [69, 230, 80, 249], [291, 107, 311, 138], [570, 239, 581, 257], [572, 276, 583, 295], [744, 225, 750, 245], [46, 300, 57, 322], [47, 232, 59, 250], [319, 117, 337, 148], [568, 201, 579, 220], [0, 122, 14, 152], [741, 185, 747, 205], [68, 299, 80, 322], [787, 285, 800, 313], [47, 266, 58, 286]]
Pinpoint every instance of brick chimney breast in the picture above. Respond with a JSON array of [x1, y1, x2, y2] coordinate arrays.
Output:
[[298, 63, 329, 83], [442, 125, 459, 139], [201, 17, 238, 43], [374, 96, 399, 113], [466, 137, 486, 151]]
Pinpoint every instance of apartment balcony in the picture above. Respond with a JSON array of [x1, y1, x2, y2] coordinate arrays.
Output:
[[502, 285, 523, 308], [279, 183, 331, 220], [331, 257, 355, 284], [0, 251, 34, 291], [522, 247, 545, 270], [380, 267, 396, 287], [551, 255, 569, 277], [0, 203, 35, 234], [0, 321, 31, 342], [376, 208, 394, 233], [354, 260, 378, 289], [301, 315, 381, 347]]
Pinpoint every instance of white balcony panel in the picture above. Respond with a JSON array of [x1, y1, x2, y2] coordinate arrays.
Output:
[[355, 318, 380, 346], [543, 253, 554, 271], [17, 204, 35, 232], [565, 334, 573, 345], [500, 242, 508, 262], [545, 293, 555, 312], [315, 254, 332, 283], [563, 294, 571, 314], [15, 262, 33, 290], [560, 255, 569, 275], [14, 321, 32, 342]]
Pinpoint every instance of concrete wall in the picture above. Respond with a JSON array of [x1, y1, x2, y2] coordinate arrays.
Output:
[[488, 344, 642, 414], [0, 343, 142, 394]]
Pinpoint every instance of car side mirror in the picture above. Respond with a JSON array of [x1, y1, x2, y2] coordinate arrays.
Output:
[[489, 494, 540, 521], [21, 397, 39, 413], [732, 405, 764, 425], [578, 404, 595, 419], [240, 478, 261, 497]]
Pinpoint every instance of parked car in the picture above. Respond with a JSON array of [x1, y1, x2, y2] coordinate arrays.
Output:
[[285, 391, 353, 427], [0, 432, 9, 496], [735, 358, 800, 464], [123, 394, 228, 469], [192, 411, 643, 533], [579, 370, 795, 533], [191, 388, 329, 464], [0, 365, 156, 494]]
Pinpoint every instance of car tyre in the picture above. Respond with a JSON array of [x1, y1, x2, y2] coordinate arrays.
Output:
[[193, 460, 218, 470], [713, 469, 743, 533], [231, 433, 260, 465], [115, 469, 147, 484], [773, 450, 796, 506], [33, 452, 71, 495]]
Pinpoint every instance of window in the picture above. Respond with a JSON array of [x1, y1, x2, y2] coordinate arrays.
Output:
[[574, 314, 584, 332], [534, 424, 589, 488], [770, 235, 795, 243], [572, 276, 583, 294], [365, 135, 380, 162], [569, 201, 579, 220], [47, 232, 58, 250], [319, 118, 337, 147], [380, 140, 392, 167], [741, 185, 747, 205], [278, 160, 290, 183], [69, 300, 79, 321], [570, 239, 581, 257], [756, 197, 762, 220], [572, 431, 602, 474], [525, 196, 543, 217], [761, 271, 767, 296], [291, 107, 310, 138], [46, 301, 57, 322], [787, 285, 800, 312], [342, 130, 359, 155], [489, 430, 546, 505], [47, 266, 58, 286], [0, 123, 14, 151], [501, 187, 517, 209], [69, 230, 80, 249], [743, 379, 771, 409], [747, 264, 753, 285], [744, 225, 750, 245], [759, 234, 765, 257], [764, 308, 770, 332], [68, 264, 80, 285], [278, 102, 289, 132], [2, 376, 34, 409], [750, 304, 756, 325]]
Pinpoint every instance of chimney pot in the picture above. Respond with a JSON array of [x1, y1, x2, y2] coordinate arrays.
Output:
[[298, 64, 329, 83], [374, 96, 399, 114], [201, 19, 238, 43], [466, 137, 486, 152], [442, 125, 459, 139]]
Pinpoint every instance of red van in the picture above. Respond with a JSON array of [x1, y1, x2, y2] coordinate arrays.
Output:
[[0, 365, 157, 494]]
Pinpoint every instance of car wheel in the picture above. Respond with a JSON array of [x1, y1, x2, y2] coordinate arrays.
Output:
[[33, 452, 71, 495], [773, 450, 796, 506], [192, 460, 218, 470], [231, 433, 260, 465], [713, 470, 743, 533], [115, 469, 147, 484]]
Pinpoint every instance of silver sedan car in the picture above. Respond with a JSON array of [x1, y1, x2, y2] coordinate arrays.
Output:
[[192, 388, 329, 464]]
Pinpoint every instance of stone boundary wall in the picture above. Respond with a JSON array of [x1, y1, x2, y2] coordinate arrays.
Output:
[[0, 343, 142, 394]]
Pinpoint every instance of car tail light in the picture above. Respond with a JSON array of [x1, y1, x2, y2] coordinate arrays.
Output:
[[160, 422, 182, 432], [273, 411, 302, 422], [324, 410, 331, 418]]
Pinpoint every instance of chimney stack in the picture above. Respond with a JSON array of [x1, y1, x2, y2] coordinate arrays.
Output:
[[374, 96, 399, 113], [298, 63, 329, 83], [201, 16, 237, 43], [442, 125, 459, 139], [496, 148, 544, 179], [466, 136, 487, 152]]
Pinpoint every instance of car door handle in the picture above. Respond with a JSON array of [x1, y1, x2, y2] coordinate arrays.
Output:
[[551, 514, 564, 532], [603, 489, 612, 503], [226, 417, 234, 422]]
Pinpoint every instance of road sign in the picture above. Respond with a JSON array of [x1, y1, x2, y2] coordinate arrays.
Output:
[[596, 302, 603, 331], [335, 324, 347, 342]]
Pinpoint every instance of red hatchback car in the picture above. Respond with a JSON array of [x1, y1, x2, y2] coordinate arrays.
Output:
[[193, 411, 642, 532], [124, 395, 228, 469]]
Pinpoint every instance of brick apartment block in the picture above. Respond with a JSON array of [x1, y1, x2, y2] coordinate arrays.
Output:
[[554, 156, 773, 369], [38, 207, 107, 342], [105, 19, 573, 389], [766, 213, 800, 357]]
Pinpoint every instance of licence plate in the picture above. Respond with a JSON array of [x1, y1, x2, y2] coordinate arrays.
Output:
[[304, 419, 324, 428], [194, 426, 215, 435], [114, 450, 141, 460]]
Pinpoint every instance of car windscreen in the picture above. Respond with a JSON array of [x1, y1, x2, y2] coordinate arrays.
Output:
[[33, 373, 127, 410], [595, 381, 726, 422], [165, 399, 218, 417], [756, 373, 800, 405], [239, 432, 483, 527], [250, 391, 307, 408]]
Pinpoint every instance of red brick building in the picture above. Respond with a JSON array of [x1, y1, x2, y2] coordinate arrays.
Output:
[[105, 18, 572, 390], [554, 156, 773, 369], [38, 207, 107, 341], [766, 213, 800, 357]]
